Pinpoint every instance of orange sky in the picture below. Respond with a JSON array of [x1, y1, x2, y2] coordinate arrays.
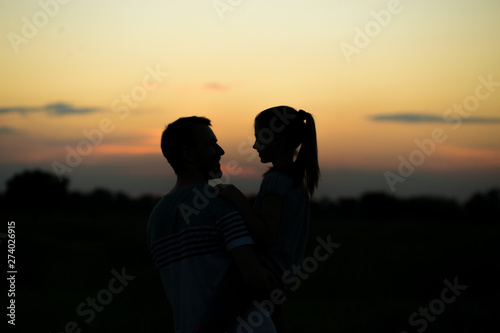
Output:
[[1, 0, 499, 201]]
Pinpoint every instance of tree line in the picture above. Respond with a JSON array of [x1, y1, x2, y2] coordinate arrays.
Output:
[[1, 169, 498, 222]]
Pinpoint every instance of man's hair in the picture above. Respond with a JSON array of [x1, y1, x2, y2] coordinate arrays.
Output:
[[161, 116, 212, 174]]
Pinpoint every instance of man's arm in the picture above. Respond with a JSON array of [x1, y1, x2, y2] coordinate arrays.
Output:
[[199, 245, 277, 333], [230, 244, 277, 291]]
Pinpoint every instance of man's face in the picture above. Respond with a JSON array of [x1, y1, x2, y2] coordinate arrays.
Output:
[[191, 124, 225, 179]]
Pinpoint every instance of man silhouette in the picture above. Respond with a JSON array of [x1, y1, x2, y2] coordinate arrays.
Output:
[[147, 116, 277, 333]]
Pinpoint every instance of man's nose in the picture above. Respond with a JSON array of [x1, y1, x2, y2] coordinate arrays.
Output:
[[217, 144, 225, 156]]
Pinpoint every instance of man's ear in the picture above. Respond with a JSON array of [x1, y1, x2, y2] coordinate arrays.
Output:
[[181, 145, 197, 163]]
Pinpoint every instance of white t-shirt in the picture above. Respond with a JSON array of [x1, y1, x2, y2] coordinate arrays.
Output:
[[147, 184, 276, 333]]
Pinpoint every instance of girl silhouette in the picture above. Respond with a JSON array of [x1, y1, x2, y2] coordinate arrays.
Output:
[[215, 105, 320, 332]]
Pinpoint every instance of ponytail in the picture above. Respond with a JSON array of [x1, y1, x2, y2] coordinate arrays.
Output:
[[294, 110, 320, 196]]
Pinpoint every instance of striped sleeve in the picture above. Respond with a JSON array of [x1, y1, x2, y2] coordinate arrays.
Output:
[[215, 211, 254, 251], [149, 226, 223, 270]]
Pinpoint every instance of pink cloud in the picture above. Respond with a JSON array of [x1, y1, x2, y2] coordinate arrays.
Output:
[[203, 82, 229, 92]]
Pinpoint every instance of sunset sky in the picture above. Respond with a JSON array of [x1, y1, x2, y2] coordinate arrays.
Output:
[[1, 0, 499, 202]]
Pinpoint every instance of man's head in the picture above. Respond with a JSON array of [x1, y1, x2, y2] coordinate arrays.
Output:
[[161, 116, 225, 180]]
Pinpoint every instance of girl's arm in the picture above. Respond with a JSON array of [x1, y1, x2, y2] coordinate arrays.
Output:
[[215, 184, 282, 245]]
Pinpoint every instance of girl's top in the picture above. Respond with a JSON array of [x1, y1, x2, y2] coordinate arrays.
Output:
[[253, 169, 310, 279]]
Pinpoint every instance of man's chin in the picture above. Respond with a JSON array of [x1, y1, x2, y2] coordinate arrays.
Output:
[[208, 169, 223, 180]]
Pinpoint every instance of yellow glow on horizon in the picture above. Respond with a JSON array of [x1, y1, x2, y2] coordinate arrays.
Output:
[[1, 1, 499, 192]]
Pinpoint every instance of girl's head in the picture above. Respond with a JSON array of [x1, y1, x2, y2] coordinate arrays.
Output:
[[253, 106, 320, 196]]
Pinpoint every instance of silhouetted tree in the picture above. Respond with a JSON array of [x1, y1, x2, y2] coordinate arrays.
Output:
[[336, 197, 360, 220], [3, 168, 497, 223], [133, 194, 160, 214], [87, 187, 115, 214], [5, 169, 69, 213], [464, 188, 500, 223], [63, 191, 86, 212], [360, 192, 399, 221], [310, 196, 337, 219], [116, 191, 132, 208], [402, 196, 462, 222]]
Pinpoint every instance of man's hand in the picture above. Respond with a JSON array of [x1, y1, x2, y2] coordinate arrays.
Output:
[[230, 245, 278, 294], [255, 267, 280, 294]]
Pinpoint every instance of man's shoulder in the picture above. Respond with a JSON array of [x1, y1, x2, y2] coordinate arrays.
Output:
[[152, 185, 214, 208], [150, 184, 238, 223]]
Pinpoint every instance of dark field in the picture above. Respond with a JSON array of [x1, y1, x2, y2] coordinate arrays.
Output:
[[3, 206, 499, 333]]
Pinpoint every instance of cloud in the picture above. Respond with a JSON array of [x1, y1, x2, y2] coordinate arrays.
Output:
[[0, 102, 101, 116], [369, 113, 500, 124], [0, 126, 20, 134], [45, 103, 100, 115], [202, 82, 230, 92], [202, 81, 243, 92]]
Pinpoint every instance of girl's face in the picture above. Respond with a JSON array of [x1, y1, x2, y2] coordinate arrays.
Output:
[[252, 123, 279, 164]]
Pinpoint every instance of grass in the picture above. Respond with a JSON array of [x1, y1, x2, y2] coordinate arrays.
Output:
[[4, 211, 499, 332]]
